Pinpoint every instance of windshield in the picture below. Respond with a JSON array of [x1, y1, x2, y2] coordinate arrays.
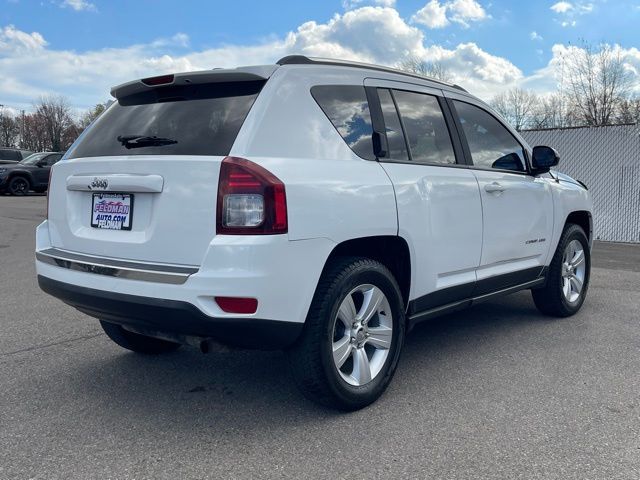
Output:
[[20, 153, 49, 165], [68, 81, 265, 159]]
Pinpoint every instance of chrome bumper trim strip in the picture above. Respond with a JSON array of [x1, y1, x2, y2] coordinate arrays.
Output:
[[36, 248, 198, 285]]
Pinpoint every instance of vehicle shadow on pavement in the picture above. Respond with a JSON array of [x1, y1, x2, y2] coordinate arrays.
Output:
[[62, 291, 551, 437]]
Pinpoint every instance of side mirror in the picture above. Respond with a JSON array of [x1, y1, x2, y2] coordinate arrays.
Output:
[[531, 146, 559, 174], [36, 160, 46, 168]]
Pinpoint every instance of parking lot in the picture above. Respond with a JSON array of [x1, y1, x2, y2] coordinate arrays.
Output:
[[1, 195, 639, 479]]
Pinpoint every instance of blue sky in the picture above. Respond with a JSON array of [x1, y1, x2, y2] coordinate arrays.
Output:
[[1, 0, 640, 113]]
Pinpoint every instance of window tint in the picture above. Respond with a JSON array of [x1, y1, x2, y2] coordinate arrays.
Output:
[[45, 154, 62, 166], [392, 90, 455, 164], [0, 149, 20, 161], [453, 100, 526, 172], [311, 85, 375, 160], [377, 89, 408, 161], [68, 81, 264, 159], [21, 153, 47, 165]]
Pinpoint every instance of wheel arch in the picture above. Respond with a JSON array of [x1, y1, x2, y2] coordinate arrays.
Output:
[[8, 170, 33, 184], [322, 235, 412, 311], [565, 210, 592, 246]]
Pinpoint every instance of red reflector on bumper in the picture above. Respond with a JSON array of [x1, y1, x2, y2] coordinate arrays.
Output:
[[215, 296, 258, 314]]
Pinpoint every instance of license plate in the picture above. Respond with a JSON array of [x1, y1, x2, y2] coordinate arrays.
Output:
[[91, 193, 134, 230]]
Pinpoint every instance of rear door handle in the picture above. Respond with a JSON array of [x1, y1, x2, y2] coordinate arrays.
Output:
[[484, 182, 505, 193]]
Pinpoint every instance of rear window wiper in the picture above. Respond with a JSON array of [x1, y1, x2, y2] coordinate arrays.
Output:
[[117, 135, 178, 149]]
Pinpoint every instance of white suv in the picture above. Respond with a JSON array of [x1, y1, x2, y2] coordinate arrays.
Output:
[[36, 56, 593, 410]]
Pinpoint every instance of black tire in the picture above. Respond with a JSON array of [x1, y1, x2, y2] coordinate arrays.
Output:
[[100, 321, 181, 354], [8, 176, 30, 196], [287, 257, 405, 411], [532, 224, 590, 317]]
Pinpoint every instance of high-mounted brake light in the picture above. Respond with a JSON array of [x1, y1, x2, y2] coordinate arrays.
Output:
[[141, 74, 174, 86], [216, 157, 287, 235]]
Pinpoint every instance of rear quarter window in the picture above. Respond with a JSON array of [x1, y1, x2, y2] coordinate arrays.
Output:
[[0, 149, 19, 161], [68, 81, 265, 159], [311, 85, 375, 160]]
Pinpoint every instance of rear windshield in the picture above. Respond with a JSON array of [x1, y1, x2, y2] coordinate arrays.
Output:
[[68, 81, 264, 159]]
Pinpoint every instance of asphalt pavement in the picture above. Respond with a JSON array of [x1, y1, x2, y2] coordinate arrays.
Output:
[[1, 195, 639, 479]]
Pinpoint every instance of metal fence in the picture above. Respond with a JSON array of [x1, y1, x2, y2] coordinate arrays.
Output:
[[521, 124, 640, 243]]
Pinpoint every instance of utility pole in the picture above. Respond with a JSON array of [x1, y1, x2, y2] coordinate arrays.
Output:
[[20, 109, 25, 148]]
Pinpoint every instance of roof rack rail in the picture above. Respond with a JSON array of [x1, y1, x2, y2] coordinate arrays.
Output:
[[276, 55, 468, 93]]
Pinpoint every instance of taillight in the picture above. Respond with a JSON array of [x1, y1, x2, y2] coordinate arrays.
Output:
[[216, 157, 287, 235]]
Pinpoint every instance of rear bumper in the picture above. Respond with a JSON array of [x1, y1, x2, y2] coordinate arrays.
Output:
[[38, 275, 303, 349], [36, 220, 336, 349]]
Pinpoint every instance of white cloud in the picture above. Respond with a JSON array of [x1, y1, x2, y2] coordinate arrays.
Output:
[[0, 8, 519, 109], [550, 1, 593, 26], [550, 1, 573, 13], [343, 0, 396, 9], [289, 7, 426, 65], [412, 0, 488, 29], [530, 31, 543, 41], [0, 24, 47, 52], [7, 7, 639, 112], [61, 0, 96, 12], [150, 33, 190, 48], [448, 0, 488, 26], [412, 0, 450, 28]]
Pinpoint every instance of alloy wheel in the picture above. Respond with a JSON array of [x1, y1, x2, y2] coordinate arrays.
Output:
[[331, 284, 393, 386], [10, 178, 28, 195], [561, 239, 586, 304]]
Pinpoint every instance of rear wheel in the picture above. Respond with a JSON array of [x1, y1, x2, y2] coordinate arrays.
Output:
[[288, 257, 405, 411], [8, 176, 30, 196], [100, 321, 181, 354], [532, 224, 590, 317]]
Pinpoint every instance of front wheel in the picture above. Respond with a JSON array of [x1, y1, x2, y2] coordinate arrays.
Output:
[[100, 321, 181, 354], [532, 224, 590, 317], [288, 257, 405, 411], [8, 176, 30, 196]]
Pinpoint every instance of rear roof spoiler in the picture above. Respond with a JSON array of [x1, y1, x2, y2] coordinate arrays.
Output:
[[110, 65, 278, 100]]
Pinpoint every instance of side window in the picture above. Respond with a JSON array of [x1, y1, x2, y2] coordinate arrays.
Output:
[[393, 90, 456, 165], [377, 89, 408, 161], [0, 149, 19, 161], [453, 100, 526, 172], [311, 85, 375, 160], [46, 154, 62, 166]]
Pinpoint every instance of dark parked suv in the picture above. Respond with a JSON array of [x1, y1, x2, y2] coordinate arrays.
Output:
[[0, 148, 33, 164], [0, 152, 64, 195]]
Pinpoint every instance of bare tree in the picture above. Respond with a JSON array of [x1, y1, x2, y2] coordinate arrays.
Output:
[[20, 113, 48, 152], [0, 112, 20, 147], [397, 55, 452, 82], [34, 95, 75, 151], [490, 88, 538, 130], [561, 42, 633, 126], [79, 102, 109, 130], [616, 97, 640, 124], [529, 93, 581, 129]]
